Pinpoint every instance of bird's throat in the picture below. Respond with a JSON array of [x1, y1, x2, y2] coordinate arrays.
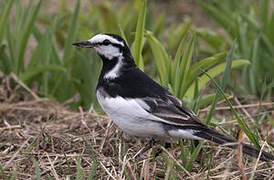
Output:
[[99, 55, 122, 80]]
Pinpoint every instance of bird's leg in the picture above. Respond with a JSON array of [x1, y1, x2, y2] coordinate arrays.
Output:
[[154, 142, 171, 157], [133, 138, 156, 158]]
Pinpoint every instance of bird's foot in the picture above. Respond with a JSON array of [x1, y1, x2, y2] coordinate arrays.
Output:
[[154, 142, 171, 157], [133, 138, 156, 159], [133, 139, 171, 159]]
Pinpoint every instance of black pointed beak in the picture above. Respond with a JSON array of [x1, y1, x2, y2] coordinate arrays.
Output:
[[72, 41, 94, 48]]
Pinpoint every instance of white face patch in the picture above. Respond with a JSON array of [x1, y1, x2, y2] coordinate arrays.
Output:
[[88, 34, 127, 79], [89, 34, 124, 60], [88, 34, 124, 46], [94, 45, 122, 60]]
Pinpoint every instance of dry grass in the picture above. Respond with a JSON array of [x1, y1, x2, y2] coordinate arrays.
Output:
[[0, 74, 273, 179]]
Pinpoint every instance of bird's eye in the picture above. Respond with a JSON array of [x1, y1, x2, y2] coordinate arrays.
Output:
[[103, 39, 111, 45]]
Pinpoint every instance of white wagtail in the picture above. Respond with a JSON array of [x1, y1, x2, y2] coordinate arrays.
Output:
[[73, 33, 274, 161]]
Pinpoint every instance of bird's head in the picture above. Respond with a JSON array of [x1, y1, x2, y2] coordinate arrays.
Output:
[[73, 33, 132, 60], [73, 33, 135, 79]]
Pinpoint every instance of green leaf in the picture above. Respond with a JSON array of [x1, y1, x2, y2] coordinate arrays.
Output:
[[261, 0, 269, 26], [177, 34, 196, 98], [185, 52, 226, 94], [0, 163, 8, 180], [20, 65, 66, 82], [132, 0, 146, 70], [0, 45, 12, 74], [87, 161, 98, 180], [206, 41, 235, 124], [185, 60, 250, 99], [151, 13, 165, 37], [32, 158, 41, 180], [76, 156, 84, 180], [168, 20, 192, 52], [199, 0, 237, 37], [63, 0, 80, 66], [118, 24, 128, 46], [195, 29, 230, 51], [185, 142, 204, 171], [221, 41, 234, 89], [96, 3, 119, 32], [172, 25, 190, 83], [147, 33, 170, 86], [202, 70, 260, 148], [249, 33, 261, 94], [118, 2, 135, 30], [84, 139, 99, 180], [50, 0, 80, 102], [199, 93, 231, 109], [0, 0, 15, 44], [16, 0, 42, 74]]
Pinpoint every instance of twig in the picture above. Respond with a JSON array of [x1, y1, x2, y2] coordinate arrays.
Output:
[[164, 158, 173, 180], [119, 148, 129, 180], [140, 159, 146, 180], [144, 150, 150, 180], [100, 161, 116, 180], [79, 106, 93, 135], [11, 73, 40, 100], [4, 137, 31, 169], [126, 161, 137, 180], [46, 152, 60, 180], [161, 147, 194, 180], [250, 142, 266, 180], [152, 161, 157, 178], [0, 125, 21, 131], [209, 153, 234, 173], [200, 102, 274, 112], [100, 120, 113, 152], [234, 96, 255, 123], [236, 130, 246, 180]]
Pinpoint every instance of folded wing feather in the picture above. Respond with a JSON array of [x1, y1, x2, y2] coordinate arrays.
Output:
[[135, 94, 206, 127]]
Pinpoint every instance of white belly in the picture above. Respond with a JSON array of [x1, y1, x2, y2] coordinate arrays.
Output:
[[96, 90, 166, 137]]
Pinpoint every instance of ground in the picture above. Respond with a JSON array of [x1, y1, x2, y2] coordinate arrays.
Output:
[[0, 74, 273, 179]]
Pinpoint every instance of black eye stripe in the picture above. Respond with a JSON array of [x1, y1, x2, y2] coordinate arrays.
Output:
[[95, 42, 123, 49]]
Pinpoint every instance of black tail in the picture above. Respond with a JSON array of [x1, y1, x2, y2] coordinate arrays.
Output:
[[194, 127, 274, 162]]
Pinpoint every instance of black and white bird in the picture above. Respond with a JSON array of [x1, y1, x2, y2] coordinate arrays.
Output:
[[73, 33, 274, 161]]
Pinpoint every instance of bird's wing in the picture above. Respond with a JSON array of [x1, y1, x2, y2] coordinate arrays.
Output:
[[135, 94, 206, 127]]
